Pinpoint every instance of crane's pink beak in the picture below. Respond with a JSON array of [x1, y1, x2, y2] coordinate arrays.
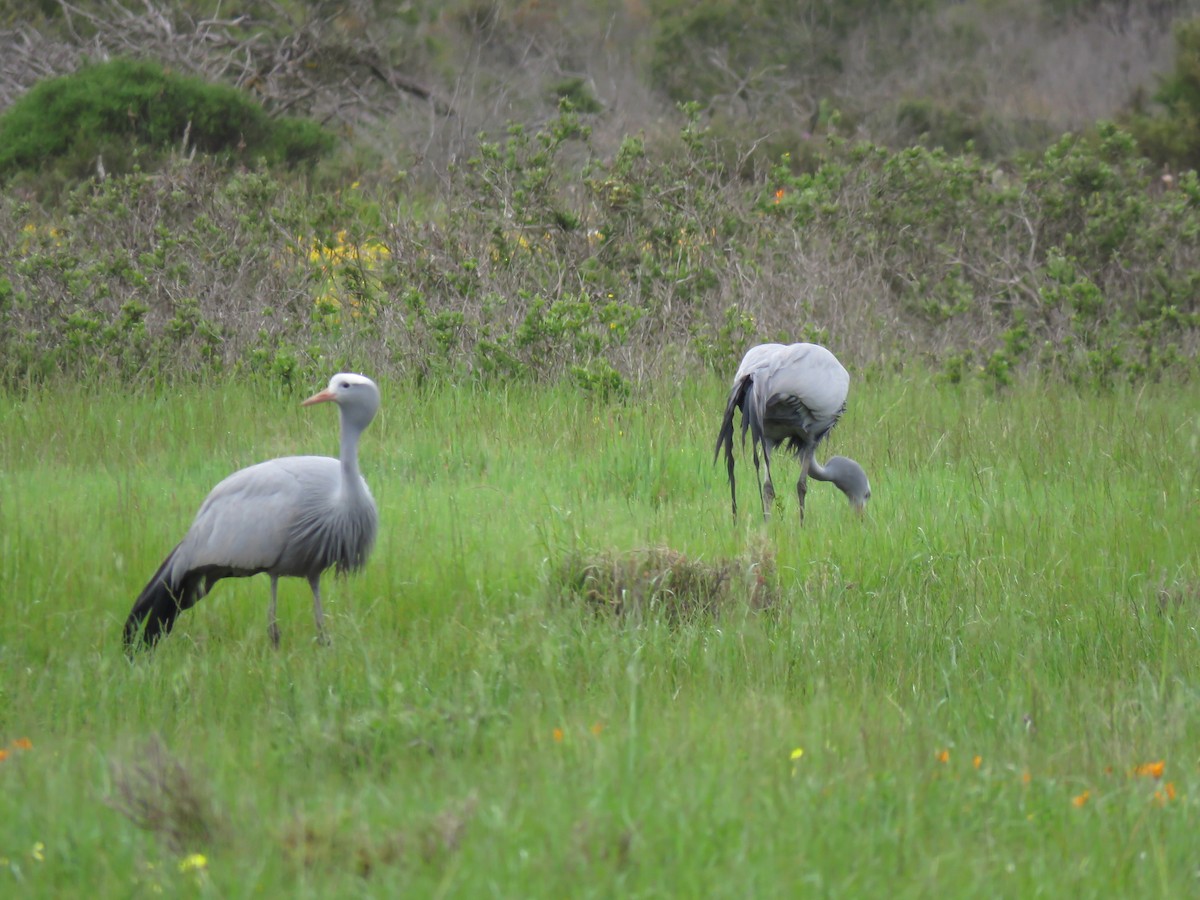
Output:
[[302, 388, 336, 407]]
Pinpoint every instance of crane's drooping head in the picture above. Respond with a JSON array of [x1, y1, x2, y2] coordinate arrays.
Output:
[[823, 455, 871, 513], [303, 373, 380, 430]]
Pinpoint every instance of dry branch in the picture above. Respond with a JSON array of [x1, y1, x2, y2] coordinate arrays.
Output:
[[0, 0, 453, 124]]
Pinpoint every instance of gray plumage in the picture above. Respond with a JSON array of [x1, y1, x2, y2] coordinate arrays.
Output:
[[123, 373, 380, 649], [714, 343, 870, 522]]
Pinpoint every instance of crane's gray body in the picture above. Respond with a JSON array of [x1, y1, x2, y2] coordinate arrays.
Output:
[[124, 374, 380, 649], [734, 342, 849, 448], [168, 455, 376, 584], [715, 343, 870, 521]]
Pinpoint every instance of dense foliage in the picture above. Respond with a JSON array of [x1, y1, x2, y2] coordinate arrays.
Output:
[[0, 59, 334, 188], [1, 3, 1198, 392], [1, 106, 1196, 391]]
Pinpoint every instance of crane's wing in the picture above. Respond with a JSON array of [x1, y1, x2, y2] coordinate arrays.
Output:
[[168, 456, 340, 579]]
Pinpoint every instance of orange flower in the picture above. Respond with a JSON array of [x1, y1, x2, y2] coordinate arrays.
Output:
[[972, 755, 982, 770], [773, 188, 786, 204], [552, 727, 564, 743], [1133, 761, 1165, 779], [935, 749, 950, 764], [1021, 770, 1032, 785], [12, 738, 32, 751], [0, 749, 8, 762], [1071, 790, 1090, 808], [590, 721, 605, 736], [1154, 782, 1177, 805]]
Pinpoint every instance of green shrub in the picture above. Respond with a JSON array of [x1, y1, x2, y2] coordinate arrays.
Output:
[[0, 58, 334, 184], [1125, 18, 1200, 171], [1, 102, 1197, 390]]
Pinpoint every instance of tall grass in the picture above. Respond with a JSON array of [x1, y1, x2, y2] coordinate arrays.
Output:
[[1, 373, 1198, 896]]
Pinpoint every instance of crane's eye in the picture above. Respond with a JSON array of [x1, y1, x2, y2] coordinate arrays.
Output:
[[340, 381, 350, 389]]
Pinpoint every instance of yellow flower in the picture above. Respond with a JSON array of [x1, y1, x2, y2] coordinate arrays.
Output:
[[178, 853, 207, 873], [972, 755, 982, 770], [935, 749, 950, 764], [591, 721, 605, 736], [31, 841, 45, 862], [1133, 760, 1165, 779], [1071, 790, 1090, 808], [790, 748, 804, 761], [552, 727, 564, 743]]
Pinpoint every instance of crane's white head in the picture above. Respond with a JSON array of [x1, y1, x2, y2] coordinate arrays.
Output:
[[303, 373, 380, 430], [822, 455, 871, 513]]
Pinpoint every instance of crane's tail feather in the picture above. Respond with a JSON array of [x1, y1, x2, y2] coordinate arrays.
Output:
[[714, 376, 753, 518], [123, 546, 205, 650]]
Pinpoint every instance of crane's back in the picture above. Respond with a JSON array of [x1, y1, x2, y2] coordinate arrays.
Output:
[[738, 343, 849, 441], [170, 455, 377, 581]]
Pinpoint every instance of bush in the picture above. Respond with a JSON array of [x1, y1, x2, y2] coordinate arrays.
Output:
[[1, 105, 1196, 390], [1125, 17, 1200, 171], [0, 58, 335, 185]]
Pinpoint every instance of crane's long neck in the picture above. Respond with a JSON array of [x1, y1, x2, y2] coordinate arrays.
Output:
[[808, 455, 870, 505], [808, 457, 832, 483], [338, 412, 366, 494]]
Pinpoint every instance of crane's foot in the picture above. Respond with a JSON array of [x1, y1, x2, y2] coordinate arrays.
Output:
[[268, 622, 281, 649]]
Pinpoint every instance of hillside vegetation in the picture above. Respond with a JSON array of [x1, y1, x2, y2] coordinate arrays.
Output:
[[1, 1, 1198, 389]]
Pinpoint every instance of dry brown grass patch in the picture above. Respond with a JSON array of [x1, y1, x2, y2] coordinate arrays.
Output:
[[107, 734, 227, 855], [279, 792, 479, 877], [553, 544, 778, 620]]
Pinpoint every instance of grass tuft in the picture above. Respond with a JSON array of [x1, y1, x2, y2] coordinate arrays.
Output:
[[106, 735, 226, 856], [553, 543, 777, 620], [279, 793, 478, 877]]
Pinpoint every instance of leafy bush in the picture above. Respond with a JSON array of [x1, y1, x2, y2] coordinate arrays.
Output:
[[0, 58, 334, 185], [1126, 18, 1200, 172], [1, 104, 1196, 390], [766, 121, 1199, 384]]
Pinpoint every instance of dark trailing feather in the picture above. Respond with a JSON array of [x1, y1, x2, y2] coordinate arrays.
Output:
[[125, 546, 190, 648], [714, 372, 751, 518]]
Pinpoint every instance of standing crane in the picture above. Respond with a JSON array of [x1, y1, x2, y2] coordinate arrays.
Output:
[[123, 373, 381, 650], [714, 343, 870, 522]]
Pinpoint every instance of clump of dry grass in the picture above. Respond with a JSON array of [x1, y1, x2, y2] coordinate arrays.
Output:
[[573, 815, 636, 869], [107, 734, 226, 855], [279, 792, 479, 877], [553, 545, 777, 620], [1155, 575, 1200, 616]]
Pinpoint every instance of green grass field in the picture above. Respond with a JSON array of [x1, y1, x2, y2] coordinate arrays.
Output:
[[1, 373, 1198, 897]]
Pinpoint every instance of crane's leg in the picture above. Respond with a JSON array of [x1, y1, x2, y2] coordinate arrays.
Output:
[[267, 575, 281, 648], [760, 442, 776, 521], [309, 574, 329, 646], [796, 453, 813, 526]]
